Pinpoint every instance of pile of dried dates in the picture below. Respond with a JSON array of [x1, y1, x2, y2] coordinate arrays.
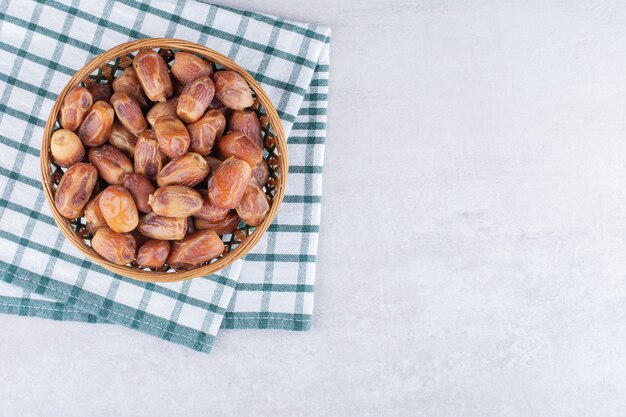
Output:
[[51, 49, 270, 270]]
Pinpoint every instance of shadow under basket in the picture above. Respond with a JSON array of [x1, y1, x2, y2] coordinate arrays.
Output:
[[40, 38, 288, 282]]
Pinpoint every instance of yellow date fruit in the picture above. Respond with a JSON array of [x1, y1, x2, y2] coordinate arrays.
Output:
[[88, 83, 112, 103], [136, 239, 170, 268], [78, 101, 114, 147], [154, 115, 190, 158], [251, 159, 269, 186], [207, 157, 251, 209], [54, 162, 98, 219], [134, 130, 163, 180], [148, 186, 203, 217], [167, 230, 224, 269], [176, 75, 215, 123], [193, 189, 229, 223], [110, 91, 147, 135], [60, 86, 93, 131], [229, 110, 263, 148], [108, 122, 137, 158], [84, 192, 107, 234], [156, 152, 209, 187], [171, 51, 213, 85], [236, 179, 269, 226], [187, 109, 226, 155], [213, 70, 254, 110], [133, 49, 173, 102], [123, 173, 155, 214], [146, 96, 179, 127], [88, 145, 133, 185], [50, 129, 85, 167], [193, 211, 240, 235], [91, 226, 136, 265], [137, 212, 187, 240], [99, 185, 139, 233], [217, 131, 262, 168]]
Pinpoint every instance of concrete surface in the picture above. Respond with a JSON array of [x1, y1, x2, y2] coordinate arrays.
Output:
[[4, 0, 626, 415]]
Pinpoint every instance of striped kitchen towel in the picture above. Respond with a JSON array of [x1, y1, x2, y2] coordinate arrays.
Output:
[[0, 0, 329, 352]]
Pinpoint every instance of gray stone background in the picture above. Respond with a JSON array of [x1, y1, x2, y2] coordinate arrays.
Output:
[[3, 0, 626, 415]]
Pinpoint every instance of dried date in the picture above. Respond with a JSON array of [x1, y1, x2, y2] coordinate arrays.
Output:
[[54, 162, 98, 219], [207, 157, 251, 209], [99, 185, 139, 233], [156, 152, 209, 187], [167, 230, 224, 269]]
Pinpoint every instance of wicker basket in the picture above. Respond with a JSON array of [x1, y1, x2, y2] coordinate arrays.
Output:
[[40, 38, 287, 282]]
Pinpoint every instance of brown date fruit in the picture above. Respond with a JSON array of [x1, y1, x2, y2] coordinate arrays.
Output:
[[146, 96, 179, 127], [176, 75, 215, 123], [136, 239, 170, 268], [171, 52, 213, 85], [229, 110, 263, 148], [88, 145, 133, 185], [133, 49, 173, 103], [110, 91, 147, 135], [193, 189, 229, 223], [217, 131, 262, 168], [209, 96, 225, 110], [134, 130, 163, 180], [60, 86, 93, 131], [84, 192, 107, 234], [130, 229, 149, 248], [50, 129, 85, 167], [209, 96, 231, 119], [123, 173, 155, 214], [197, 155, 223, 188], [213, 70, 254, 110], [87, 83, 112, 103], [91, 227, 136, 265], [137, 212, 187, 240], [108, 122, 137, 158], [78, 101, 114, 147], [209, 95, 227, 111], [167, 230, 224, 270], [251, 159, 269, 186], [154, 115, 190, 158], [187, 109, 226, 156], [54, 162, 98, 219], [148, 186, 203, 217], [156, 152, 209, 187], [204, 156, 223, 175], [99, 185, 139, 233], [209, 97, 231, 124], [194, 211, 240, 235], [112, 67, 150, 109], [236, 179, 269, 226], [207, 157, 251, 209]]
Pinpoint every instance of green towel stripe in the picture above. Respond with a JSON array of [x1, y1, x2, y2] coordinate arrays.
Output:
[[0, 261, 215, 352], [0, 0, 331, 347]]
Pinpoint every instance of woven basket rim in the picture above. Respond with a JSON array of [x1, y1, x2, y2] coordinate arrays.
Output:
[[40, 38, 288, 282]]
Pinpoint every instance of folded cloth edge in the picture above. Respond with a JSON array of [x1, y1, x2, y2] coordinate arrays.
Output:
[[0, 0, 331, 353]]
